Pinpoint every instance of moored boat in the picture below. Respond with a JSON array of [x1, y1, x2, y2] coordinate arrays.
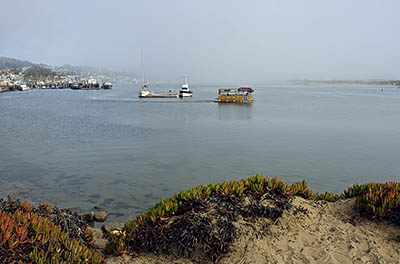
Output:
[[20, 84, 30, 91], [138, 52, 179, 98], [139, 84, 178, 98], [139, 84, 152, 97], [70, 83, 79, 90], [101, 82, 112, 89]]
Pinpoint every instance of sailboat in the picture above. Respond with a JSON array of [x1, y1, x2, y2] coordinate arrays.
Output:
[[138, 52, 152, 98], [138, 52, 179, 98]]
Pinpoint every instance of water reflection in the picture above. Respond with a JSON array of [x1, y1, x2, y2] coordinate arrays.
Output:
[[217, 103, 253, 120]]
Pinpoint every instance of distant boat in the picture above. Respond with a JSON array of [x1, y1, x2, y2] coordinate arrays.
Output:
[[139, 84, 152, 97], [178, 75, 193, 98], [101, 82, 112, 89], [88, 77, 97, 86], [20, 84, 30, 91], [71, 83, 79, 90], [138, 52, 178, 98], [138, 51, 152, 98]]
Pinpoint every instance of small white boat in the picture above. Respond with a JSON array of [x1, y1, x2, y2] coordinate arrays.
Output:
[[88, 77, 97, 86], [139, 84, 152, 97], [20, 84, 30, 91], [101, 82, 112, 89], [179, 75, 193, 98]]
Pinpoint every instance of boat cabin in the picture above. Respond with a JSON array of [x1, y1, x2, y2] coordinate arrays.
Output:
[[216, 87, 254, 103]]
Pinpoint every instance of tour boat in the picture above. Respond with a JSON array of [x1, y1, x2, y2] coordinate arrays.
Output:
[[178, 75, 193, 98], [215, 87, 254, 103]]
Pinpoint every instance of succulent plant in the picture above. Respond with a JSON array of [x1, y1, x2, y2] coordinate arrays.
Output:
[[0, 203, 104, 263]]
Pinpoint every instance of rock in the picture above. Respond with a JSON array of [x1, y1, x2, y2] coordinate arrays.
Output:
[[83, 212, 94, 222], [102, 222, 124, 233], [92, 238, 108, 250], [94, 211, 108, 222], [88, 227, 103, 240]]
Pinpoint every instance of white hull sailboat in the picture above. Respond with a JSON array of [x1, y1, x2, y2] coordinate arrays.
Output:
[[138, 52, 179, 98]]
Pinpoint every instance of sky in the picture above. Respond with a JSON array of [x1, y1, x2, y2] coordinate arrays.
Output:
[[0, 0, 399, 83]]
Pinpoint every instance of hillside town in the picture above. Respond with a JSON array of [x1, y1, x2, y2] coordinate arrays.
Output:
[[0, 57, 137, 93], [0, 71, 113, 92]]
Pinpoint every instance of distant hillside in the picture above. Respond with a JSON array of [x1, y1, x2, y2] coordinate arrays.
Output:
[[0, 56, 35, 71], [24, 66, 55, 79]]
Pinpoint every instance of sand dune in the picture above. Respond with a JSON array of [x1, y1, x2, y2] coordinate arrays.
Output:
[[106, 197, 400, 264]]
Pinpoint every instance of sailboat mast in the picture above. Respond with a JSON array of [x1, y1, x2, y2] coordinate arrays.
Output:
[[141, 51, 144, 88]]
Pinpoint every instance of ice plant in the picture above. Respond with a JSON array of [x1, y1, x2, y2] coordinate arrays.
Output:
[[0, 208, 105, 263], [349, 182, 400, 219]]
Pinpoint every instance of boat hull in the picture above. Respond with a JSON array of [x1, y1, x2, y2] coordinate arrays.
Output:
[[139, 93, 179, 98], [179, 90, 193, 98], [216, 95, 254, 103], [179, 93, 193, 98]]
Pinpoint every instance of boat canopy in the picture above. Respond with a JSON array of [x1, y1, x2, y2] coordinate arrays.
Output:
[[238, 87, 254, 92], [218, 88, 254, 95]]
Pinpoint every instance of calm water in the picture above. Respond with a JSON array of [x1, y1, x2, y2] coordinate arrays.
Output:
[[1, 83, 400, 221]]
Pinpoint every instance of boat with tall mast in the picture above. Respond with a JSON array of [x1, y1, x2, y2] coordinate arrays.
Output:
[[178, 75, 193, 98], [138, 52, 152, 98], [138, 52, 178, 98]]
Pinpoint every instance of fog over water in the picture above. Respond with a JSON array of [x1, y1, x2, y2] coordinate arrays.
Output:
[[1, 0, 399, 82]]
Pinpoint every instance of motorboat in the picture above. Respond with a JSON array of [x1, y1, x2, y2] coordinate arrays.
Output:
[[179, 75, 193, 98], [101, 82, 112, 89]]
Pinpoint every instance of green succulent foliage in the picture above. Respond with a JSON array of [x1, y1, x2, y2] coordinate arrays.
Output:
[[348, 182, 400, 219], [0, 207, 104, 263]]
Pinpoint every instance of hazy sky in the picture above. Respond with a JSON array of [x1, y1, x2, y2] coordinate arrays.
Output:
[[1, 0, 399, 82]]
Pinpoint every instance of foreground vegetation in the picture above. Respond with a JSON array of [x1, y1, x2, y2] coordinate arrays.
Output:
[[1, 175, 399, 263], [105, 175, 400, 261], [0, 200, 104, 263]]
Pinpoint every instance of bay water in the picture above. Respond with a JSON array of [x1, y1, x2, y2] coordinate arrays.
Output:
[[1, 83, 399, 221]]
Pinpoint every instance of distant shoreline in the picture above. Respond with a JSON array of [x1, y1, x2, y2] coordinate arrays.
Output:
[[288, 79, 400, 86]]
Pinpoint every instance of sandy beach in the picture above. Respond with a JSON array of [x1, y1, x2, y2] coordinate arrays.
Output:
[[106, 197, 400, 264]]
